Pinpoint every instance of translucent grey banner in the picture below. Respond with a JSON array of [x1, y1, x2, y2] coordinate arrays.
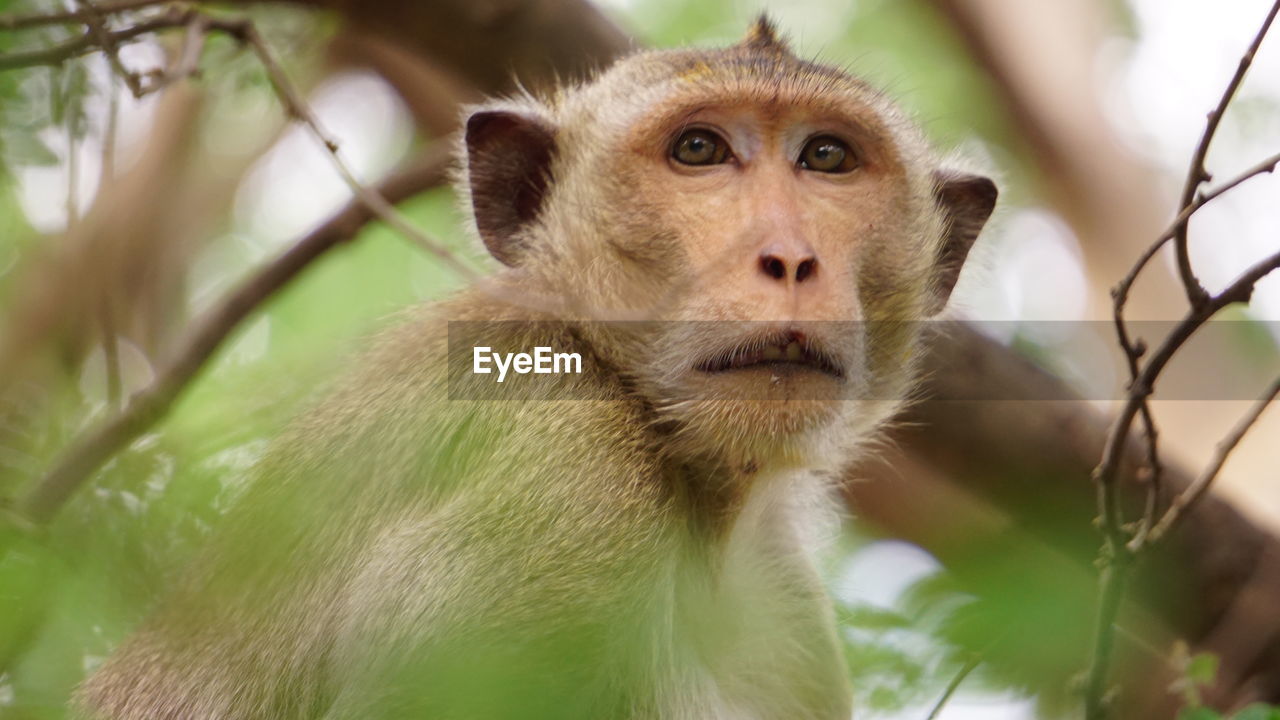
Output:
[[445, 320, 1280, 401]]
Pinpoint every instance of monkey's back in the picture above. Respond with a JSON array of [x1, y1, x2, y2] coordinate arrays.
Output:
[[76, 296, 686, 719]]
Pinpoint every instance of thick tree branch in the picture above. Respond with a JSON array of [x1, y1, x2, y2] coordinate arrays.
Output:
[[277, 0, 632, 95]]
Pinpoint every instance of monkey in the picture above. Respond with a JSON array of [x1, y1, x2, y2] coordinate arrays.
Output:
[[76, 16, 996, 720]]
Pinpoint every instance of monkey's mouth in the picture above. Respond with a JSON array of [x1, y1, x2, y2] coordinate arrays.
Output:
[[694, 331, 844, 379]]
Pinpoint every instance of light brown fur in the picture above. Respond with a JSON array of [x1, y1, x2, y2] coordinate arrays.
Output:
[[77, 18, 995, 720]]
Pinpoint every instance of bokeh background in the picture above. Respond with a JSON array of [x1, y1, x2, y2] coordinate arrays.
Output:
[[1, 0, 1279, 718]]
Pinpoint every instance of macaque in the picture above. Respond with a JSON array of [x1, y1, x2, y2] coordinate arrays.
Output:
[[78, 17, 996, 720]]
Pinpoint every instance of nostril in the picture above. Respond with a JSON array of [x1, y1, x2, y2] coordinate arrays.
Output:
[[795, 259, 816, 283], [760, 255, 787, 281]]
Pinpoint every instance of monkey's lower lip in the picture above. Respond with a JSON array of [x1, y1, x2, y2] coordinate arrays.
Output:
[[695, 340, 843, 378]]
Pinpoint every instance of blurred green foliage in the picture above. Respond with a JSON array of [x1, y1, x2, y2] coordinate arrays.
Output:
[[1174, 646, 1280, 720]]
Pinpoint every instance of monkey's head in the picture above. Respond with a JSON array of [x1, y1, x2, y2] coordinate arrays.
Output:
[[460, 17, 996, 468]]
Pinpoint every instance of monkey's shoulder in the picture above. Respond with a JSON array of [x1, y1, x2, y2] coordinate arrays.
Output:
[[248, 297, 662, 509]]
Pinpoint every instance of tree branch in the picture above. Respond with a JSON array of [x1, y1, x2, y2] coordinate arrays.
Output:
[[1087, 247, 1280, 718], [17, 148, 451, 525], [1116, 149, 1280, 310], [1171, 0, 1280, 309], [75, 0, 147, 97], [0, 0, 171, 31], [0, 7, 192, 70], [1149, 376, 1280, 543], [1084, 6, 1280, 713], [231, 21, 479, 278]]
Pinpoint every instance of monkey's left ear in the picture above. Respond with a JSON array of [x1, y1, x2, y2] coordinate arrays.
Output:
[[465, 109, 557, 266], [927, 170, 998, 315]]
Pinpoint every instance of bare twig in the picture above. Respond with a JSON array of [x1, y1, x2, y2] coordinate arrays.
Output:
[[1148, 376, 1280, 543], [1085, 8, 1280, 714], [232, 22, 479, 279], [1087, 250, 1280, 719], [75, 0, 146, 97], [133, 12, 208, 96], [5, 4, 486, 524], [1, 8, 481, 274], [1116, 150, 1280, 309], [1088, 268, 1280, 720], [1110, 157, 1280, 548], [1102, 244, 1280, 541], [0, 0, 173, 31], [0, 7, 192, 70], [1108, 149, 1280, 552], [18, 150, 452, 525], [1171, 0, 1280, 308], [1111, 321, 1161, 549]]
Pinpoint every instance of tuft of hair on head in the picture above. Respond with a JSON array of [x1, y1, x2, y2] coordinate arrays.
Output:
[[740, 13, 790, 53]]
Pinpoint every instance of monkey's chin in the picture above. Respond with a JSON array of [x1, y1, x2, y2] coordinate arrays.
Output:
[[665, 370, 848, 464], [695, 364, 848, 405]]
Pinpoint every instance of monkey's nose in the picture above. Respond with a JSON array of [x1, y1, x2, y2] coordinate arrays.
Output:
[[758, 246, 818, 284]]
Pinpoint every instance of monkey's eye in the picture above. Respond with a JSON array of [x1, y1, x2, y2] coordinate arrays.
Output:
[[672, 129, 731, 166], [799, 136, 857, 173]]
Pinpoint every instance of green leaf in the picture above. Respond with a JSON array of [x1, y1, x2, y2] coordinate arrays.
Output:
[[1, 128, 60, 166], [1229, 704, 1280, 720], [1178, 708, 1223, 720], [1186, 653, 1220, 685]]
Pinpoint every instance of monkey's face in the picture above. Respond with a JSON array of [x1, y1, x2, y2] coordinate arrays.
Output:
[[462, 42, 995, 464], [592, 94, 920, 454]]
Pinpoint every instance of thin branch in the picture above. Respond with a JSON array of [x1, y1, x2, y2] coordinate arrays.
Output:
[[1113, 245, 1280, 524], [1084, 558, 1129, 720], [6, 6, 483, 524], [0, 7, 192, 71], [1115, 150, 1280, 308], [1147, 375, 1280, 543], [1111, 150, 1280, 551], [1110, 323, 1161, 549], [75, 0, 146, 97], [18, 150, 452, 525], [1171, 0, 1280, 308], [233, 22, 479, 279], [1, 8, 481, 276], [1086, 246, 1280, 719], [133, 12, 208, 96], [1099, 246, 1280, 545], [1087, 11, 1280, 697], [0, 0, 172, 31]]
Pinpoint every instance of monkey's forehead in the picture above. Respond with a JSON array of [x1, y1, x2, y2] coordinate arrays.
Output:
[[561, 46, 911, 139]]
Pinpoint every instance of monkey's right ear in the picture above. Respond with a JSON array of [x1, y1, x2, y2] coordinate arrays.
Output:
[[465, 110, 557, 266], [927, 170, 997, 315]]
